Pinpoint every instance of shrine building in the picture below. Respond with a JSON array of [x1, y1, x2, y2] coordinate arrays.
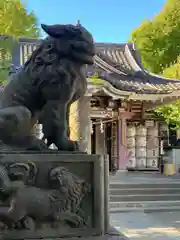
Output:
[[8, 37, 180, 172]]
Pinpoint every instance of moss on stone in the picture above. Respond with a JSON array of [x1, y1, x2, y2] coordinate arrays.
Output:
[[87, 77, 106, 85]]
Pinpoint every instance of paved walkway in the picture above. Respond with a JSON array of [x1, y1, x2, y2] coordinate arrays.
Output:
[[110, 212, 180, 239]]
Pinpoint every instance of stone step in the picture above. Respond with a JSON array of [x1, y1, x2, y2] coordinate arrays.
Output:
[[109, 200, 180, 212], [110, 193, 180, 202], [110, 188, 180, 195], [110, 206, 180, 213], [110, 182, 180, 189]]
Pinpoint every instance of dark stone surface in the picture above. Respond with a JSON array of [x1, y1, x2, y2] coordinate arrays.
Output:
[[0, 153, 109, 239], [0, 23, 95, 151], [11, 226, 130, 240]]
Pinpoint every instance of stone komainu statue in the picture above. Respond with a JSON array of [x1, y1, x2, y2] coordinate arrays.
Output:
[[0, 24, 95, 151]]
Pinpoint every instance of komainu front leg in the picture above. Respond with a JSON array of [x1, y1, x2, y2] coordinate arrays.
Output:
[[55, 212, 85, 228], [76, 208, 89, 226], [54, 104, 79, 151], [42, 101, 79, 151]]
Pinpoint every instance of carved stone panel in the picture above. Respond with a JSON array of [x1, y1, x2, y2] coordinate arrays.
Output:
[[0, 152, 108, 239]]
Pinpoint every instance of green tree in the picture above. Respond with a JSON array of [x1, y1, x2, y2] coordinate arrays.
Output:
[[162, 57, 180, 79], [155, 101, 180, 128], [0, 0, 40, 37], [154, 58, 180, 128], [130, 0, 180, 74], [0, 0, 40, 83], [130, 0, 180, 128]]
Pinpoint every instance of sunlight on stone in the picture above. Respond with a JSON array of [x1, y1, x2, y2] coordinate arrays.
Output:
[[114, 226, 180, 239]]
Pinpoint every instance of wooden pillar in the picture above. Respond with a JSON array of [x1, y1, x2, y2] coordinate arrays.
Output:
[[69, 96, 91, 153], [117, 109, 135, 170], [117, 116, 128, 170], [121, 117, 127, 146], [95, 124, 105, 155], [177, 129, 180, 139], [79, 96, 91, 153], [111, 121, 118, 170], [69, 101, 80, 142], [116, 119, 120, 170]]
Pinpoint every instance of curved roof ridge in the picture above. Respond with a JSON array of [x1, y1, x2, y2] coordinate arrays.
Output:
[[95, 42, 128, 49], [127, 42, 180, 82], [127, 41, 146, 70], [94, 52, 128, 76], [124, 44, 145, 73]]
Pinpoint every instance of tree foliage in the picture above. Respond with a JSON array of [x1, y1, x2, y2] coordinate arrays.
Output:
[[130, 0, 180, 74], [155, 101, 180, 128], [0, 37, 14, 83], [154, 58, 180, 128], [0, 0, 40, 37], [130, 0, 180, 128], [162, 57, 180, 79], [0, 0, 40, 83]]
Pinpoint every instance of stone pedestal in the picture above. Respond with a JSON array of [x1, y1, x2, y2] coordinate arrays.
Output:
[[69, 97, 91, 153], [0, 152, 111, 240]]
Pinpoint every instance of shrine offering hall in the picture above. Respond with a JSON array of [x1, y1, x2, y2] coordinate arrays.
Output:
[[9, 38, 180, 171]]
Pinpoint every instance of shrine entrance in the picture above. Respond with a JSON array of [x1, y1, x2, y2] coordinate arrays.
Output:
[[91, 118, 119, 172]]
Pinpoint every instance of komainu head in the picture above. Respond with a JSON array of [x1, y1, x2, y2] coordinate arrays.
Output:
[[41, 24, 95, 65], [24, 23, 95, 67], [49, 166, 91, 197], [23, 23, 95, 87]]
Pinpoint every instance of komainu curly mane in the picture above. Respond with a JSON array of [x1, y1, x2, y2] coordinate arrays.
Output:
[[49, 167, 90, 214]]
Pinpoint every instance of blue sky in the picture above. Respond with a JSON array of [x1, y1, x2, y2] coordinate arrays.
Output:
[[26, 0, 166, 43]]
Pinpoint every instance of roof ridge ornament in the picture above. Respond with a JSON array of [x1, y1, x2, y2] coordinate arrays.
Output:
[[76, 20, 81, 26], [132, 41, 136, 51]]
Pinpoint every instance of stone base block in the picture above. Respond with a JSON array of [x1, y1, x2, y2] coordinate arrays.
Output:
[[0, 152, 109, 240]]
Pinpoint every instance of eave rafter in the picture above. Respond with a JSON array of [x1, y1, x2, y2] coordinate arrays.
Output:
[[86, 83, 180, 110]]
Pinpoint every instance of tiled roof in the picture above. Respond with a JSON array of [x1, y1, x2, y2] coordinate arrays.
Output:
[[93, 43, 180, 94], [7, 39, 180, 95]]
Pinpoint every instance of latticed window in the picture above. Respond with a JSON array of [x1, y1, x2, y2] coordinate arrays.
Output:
[[20, 43, 37, 65]]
